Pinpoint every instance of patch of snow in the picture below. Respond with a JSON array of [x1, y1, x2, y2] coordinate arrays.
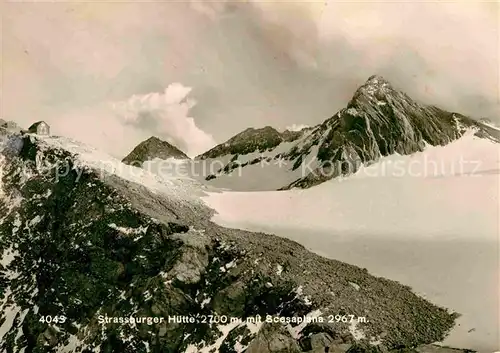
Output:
[[0, 289, 21, 341], [295, 286, 303, 296], [35, 135, 207, 203], [143, 158, 194, 180], [13, 308, 29, 347], [234, 340, 247, 353], [57, 333, 87, 353], [0, 155, 6, 199], [479, 120, 500, 131], [0, 191, 23, 223], [285, 124, 309, 132], [218, 242, 232, 251], [108, 223, 148, 235], [349, 321, 366, 340], [246, 319, 263, 335], [200, 297, 211, 308], [369, 337, 383, 345], [29, 215, 42, 226], [276, 264, 283, 276], [202, 132, 500, 352], [453, 115, 467, 132]]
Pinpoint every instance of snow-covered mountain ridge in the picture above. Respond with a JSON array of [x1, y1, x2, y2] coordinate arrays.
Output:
[[197, 126, 306, 160], [0, 132, 465, 352], [183, 76, 499, 191]]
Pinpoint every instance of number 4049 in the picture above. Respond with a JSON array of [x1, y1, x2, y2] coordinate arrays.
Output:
[[39, 315, 67, 324]]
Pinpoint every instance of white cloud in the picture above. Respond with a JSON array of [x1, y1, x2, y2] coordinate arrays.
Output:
[[112, 83, 217, 157]]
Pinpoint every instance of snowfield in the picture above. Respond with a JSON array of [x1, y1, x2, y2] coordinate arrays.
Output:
[[203, 131, 499, 240]]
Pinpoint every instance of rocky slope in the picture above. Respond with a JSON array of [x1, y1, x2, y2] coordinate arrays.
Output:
[[0, 132, 465, 352], [122, 136, 189, 166], [194, 76, 499, 190]]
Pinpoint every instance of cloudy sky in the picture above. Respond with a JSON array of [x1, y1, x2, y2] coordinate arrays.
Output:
[[1, 1, 498, 157]]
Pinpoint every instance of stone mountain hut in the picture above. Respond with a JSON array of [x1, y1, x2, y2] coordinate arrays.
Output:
[[28, 121, 50, 135]]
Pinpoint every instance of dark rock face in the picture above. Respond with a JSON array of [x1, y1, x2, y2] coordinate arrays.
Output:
[[0, 135, 469, 352], [122, 136, 189, 166]]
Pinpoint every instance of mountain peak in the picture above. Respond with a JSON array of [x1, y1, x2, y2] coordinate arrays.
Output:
[[348, 75, 396, 107], [196, 125, 306, 160], [122, 136, 189, 165]]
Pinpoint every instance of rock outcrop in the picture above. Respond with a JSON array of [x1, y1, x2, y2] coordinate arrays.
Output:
[[122, 136, 189, 166]]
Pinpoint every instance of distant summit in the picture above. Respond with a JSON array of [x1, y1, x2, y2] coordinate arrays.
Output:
[[122, 136, 189, 166], [196, 126, 304, 160]]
